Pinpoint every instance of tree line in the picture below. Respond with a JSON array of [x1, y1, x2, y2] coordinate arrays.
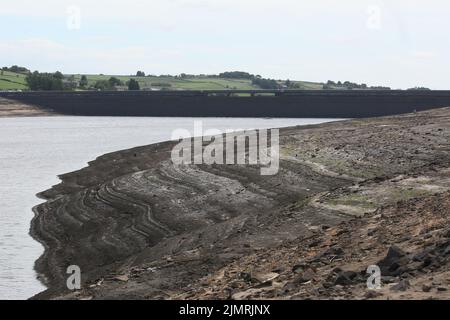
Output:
[[2, 65, 30, 74], [25, 72, 140, 91], [323, 80, 391, 90]]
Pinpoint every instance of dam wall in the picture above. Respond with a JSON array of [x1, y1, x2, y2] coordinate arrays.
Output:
[[2, 90, 450, 118]]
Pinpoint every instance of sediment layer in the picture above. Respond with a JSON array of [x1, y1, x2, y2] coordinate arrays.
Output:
[[31, 108, 450, 299]]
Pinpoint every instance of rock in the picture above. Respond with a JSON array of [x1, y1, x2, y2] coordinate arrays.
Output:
[[232, 288, 265, 300], [334, 271, 357, 286], [378, 246, 409, 276], [381, 276, 398, 284], [332, 267, 343, 274], [272, 267, 284, 273], [253, 272, 279, 286], [295, 269, 316, 284], [330, 246, 344, 256], [422, 284, 432, 292], [308, 240, 321, 248], [223, 287, 233, 300], [114, 275, 129, 282], [292, 264, 307, 274], [437, 287, 447, 292], [444, 245, 450, 255], [385, 245, 406, 260], [413, 248, 432, 262], [365, 290, 383, 299], [282, 282, 297, 293], [238, 272, 252, 282], [390, 280, 410, 292], [422, 256, 433, 268]]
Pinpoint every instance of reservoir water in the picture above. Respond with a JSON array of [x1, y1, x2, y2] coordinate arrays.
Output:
[[0, 116, 339, 299]]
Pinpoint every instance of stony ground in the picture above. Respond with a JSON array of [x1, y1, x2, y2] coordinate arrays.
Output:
[[169, 191, 450, 300], [30, 107, 450, 300]]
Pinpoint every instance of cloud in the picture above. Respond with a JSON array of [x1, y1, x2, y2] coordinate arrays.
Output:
[[0, 38, 184, 74], [0, 0, 366, 21], [1, 1, 450, 88]]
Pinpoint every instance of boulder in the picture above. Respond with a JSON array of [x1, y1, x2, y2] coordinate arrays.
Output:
[[390, 279, 411, 292]]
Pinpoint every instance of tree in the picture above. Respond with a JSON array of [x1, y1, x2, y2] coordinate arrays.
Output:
[[136, 71, 146, 77], [79, 75, 88, 88], [219, 71, 254, 79], [53, 71, 64, 80], [108, 77, 123, 87], [93, 80, 112, 91], [26, 71, 64, 91], [7, 65, 30, 74], [251, 77, 279, 89], [128, 79, 140, 91]]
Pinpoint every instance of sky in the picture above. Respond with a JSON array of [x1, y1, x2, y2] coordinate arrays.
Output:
[[1, 0, 449, 89]]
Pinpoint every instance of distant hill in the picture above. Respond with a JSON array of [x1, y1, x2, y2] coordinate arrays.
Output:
[[0, 67, 392, 91], [0, 71, 326, 91], [68, 74, 326, 91]]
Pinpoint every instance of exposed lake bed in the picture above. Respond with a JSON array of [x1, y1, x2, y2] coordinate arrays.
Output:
[[0, 116, 334, 299], [29, 108, 450, 300]]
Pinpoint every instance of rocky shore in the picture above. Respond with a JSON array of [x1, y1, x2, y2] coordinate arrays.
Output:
[[30, 107, 450, 299]]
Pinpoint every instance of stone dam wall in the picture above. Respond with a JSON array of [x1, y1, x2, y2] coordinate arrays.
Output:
[[2, 90, 450, 118]]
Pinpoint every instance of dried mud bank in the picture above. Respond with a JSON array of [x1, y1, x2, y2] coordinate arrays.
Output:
[[0, 97, 55, 117], [30, 108, 450, 300]]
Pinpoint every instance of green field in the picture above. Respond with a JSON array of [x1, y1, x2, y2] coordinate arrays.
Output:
[[0, 70, 28, 90], [71, 74, 262, 90], [69, 74, 327, 91], [0, 70, 325, 91], [292, 80, 324, 90]]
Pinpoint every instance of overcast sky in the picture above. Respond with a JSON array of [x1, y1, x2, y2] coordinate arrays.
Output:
[[1, 0, 449, 89]]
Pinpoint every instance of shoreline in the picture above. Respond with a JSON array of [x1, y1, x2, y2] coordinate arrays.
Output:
[[30, 108, 450, 299]]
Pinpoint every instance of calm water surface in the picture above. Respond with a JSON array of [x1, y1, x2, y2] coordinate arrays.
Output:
[[0, 116, 339, 299]]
